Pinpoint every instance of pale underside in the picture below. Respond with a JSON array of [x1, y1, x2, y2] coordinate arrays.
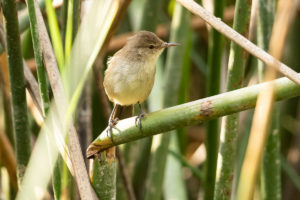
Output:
[[103, 49, 162, 105]]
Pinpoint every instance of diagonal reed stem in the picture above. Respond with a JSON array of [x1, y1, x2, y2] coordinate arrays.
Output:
[[87, 76, 300, 156], [177, 0, 300, 86]]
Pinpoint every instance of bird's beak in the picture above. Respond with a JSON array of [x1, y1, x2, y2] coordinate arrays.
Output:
[[164, 42, 180, 48]]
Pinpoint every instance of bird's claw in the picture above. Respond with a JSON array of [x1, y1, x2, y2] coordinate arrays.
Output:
[[106, 118, 119, 143], [135, 113, 145, 130]]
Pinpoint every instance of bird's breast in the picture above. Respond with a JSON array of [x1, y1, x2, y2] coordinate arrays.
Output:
[[104, 56, 156, 105]]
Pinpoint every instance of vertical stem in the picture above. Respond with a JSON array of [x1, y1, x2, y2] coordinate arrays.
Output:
[[257, 0, 281, 199], [45, 0, 65, 70], [2, 0, 31, 184], [260, 109, 281, 200], [26, 0, 50, 116], [164, 22, 192, 200], [60, 0, 68, 47], [72, 0, 80, 40], [53, 156, 62, 199], [130, 0, 162, 198], [257, 0, 275, 82], [164, 134, 188, 200], [237, 0, 295, 198], [176, 29, 192, 152], [92, 148, 117, 200], [27, 0, 63, 198], [214, 0, 251, 199], [0, 1, 45, 54], [145, 3, 190, 200], [65, 0, 74, 61], [139, 0, 161, 31], [205, 0, 224, 199], [34, 0, 106, 198]]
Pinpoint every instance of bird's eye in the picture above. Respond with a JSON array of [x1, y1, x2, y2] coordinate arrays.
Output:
[[149, 45, 154, 49]]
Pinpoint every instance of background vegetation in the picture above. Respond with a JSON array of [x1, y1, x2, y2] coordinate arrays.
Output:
[[0, 0, 300, 199]]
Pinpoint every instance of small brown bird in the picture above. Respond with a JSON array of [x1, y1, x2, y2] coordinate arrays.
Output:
[[104, 31, 179, 129]]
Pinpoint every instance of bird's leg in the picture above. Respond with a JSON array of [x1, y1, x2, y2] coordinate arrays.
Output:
[[135, 102, 145, 130], [107, 104, 119, 142]]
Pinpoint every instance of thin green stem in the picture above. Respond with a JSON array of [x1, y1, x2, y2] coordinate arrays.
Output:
[[144, 3, 190, 200], [45, 0, 65, 70], [53, 156, 62, 200], [164, 134, 188, 200], [60, 0, 68, 46], [205, 0, 224, 199], [257, 0, 275, 82], [176, 29, 192, 152], [261, 109, 281, 200], [72, 0, 80, 40], [139, 0, 161, 31], [129, 0, 162, 198], [87, 76, 300, 156], [26, 0, 50, 115], [64, 0, 74, 61], [33, 0, 108, 198], [26, 1, 61, 197], [257, 1, 281, 199], [0, 0, 45, 54], [214, 0, 251, 199], [164, 12, 193, 200], [2, 0, 31, 184], [19, 0, 45, 33]]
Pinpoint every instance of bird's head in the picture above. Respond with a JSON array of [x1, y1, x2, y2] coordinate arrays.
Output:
[[125, 31, 180, 60]]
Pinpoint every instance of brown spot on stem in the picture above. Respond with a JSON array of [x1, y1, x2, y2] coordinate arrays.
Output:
[[194, 100, 214, 120], [201, 100, 213, 116]]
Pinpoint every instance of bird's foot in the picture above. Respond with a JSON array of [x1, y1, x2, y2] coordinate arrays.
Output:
[[135, 112, 145, 131], [106, 118, 119, 143]]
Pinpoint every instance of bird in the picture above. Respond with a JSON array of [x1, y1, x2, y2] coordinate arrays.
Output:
[[103, 30, 179, 132]]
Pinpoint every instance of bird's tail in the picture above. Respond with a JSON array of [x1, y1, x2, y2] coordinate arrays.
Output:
[[112, 104, 134, 120]]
